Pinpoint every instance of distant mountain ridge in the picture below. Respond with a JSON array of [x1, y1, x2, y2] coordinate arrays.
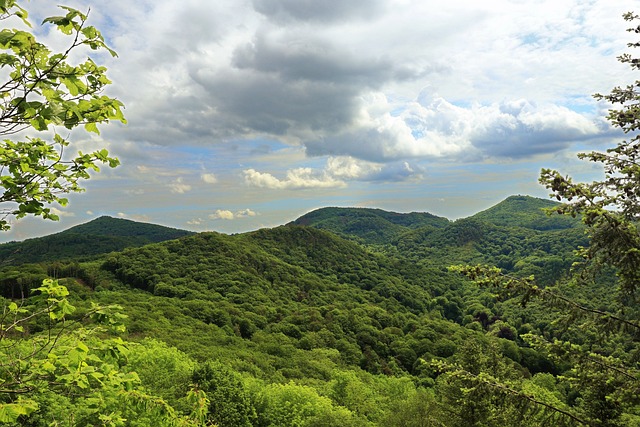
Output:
[[66, 216, 193, 240], [289, 195, 579, 244], [0, 195, 581, 266], [0, 216, 194, 265], [290, 207, 450, 244], [288, 196, 585, 286]]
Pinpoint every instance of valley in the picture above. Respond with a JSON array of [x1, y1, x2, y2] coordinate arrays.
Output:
[[3, 195, 629, 426]]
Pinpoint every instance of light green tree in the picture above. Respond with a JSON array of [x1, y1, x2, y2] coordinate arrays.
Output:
[[0, 1, 125, 231], [0, 279, 209, 426], [254, 381, 361, 427]]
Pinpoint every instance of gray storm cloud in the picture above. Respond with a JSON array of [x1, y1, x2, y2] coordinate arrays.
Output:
[[251, 0, 386, 23], [58, 0, 628, 165]]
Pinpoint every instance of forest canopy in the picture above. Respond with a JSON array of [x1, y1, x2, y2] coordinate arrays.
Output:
[[1, 3, 640, 427]]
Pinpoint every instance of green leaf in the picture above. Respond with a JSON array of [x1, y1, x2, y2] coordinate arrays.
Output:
[[29, 116, 48, 131], [81, 26, 97, 39], [77, 341, 89, 353], [62, 76, 80, 96], [0, 29, 15, 47], [42, 15, 68, 26], [0, 401, 39, 423], [84, 121, 100, 134]]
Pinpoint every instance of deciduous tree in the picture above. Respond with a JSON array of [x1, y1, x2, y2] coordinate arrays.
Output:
[[0, 1, 125, 231]]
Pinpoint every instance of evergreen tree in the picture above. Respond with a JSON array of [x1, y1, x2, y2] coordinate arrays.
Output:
[[451, 11, 640, 427]]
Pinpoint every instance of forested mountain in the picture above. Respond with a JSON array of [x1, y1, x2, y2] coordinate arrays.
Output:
[[0, 215, 194, 265], [469, 195, 580, 230], [290, 206, 450, 244], [292, 197, 586, 286], [1, 195, 634, 426]]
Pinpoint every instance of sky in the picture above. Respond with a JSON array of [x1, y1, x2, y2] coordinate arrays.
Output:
[[1, 0, 638, 242]]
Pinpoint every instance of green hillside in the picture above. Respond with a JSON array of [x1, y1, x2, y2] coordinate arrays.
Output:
[[393, 217, 587, 286], [0, 226, 471, 399], [291, 197, 586, 287], [66, 215, 193, 240], [290, 207, 450, 244], [470, 195, 579, 230], [2, 199, 587, 370], [101, 226, 449, 318], [0, 216, 193, 265], [1, 195, 628, 426]]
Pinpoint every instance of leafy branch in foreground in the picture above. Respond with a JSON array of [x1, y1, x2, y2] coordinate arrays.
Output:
[[0, 279, 208, 426], [0, 1, 126, 231], [430, 358, 586, 427], [449, 265, 640, 334]]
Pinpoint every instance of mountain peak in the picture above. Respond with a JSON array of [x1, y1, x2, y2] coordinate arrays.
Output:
[[0, 216, 193, 265], [64, 215, 191, 238], [470, 195, 578, 230], [290, 206, 450, 244]]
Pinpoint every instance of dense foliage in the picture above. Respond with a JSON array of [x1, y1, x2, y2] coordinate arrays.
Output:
[[2, 3, 639, 427], [0, 196, 603, 426], [0, 216, 194, 265]]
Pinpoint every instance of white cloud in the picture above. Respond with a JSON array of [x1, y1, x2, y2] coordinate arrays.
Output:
[[305, 93, 603, 162], [326, 156, 383, 179], [244, 156, 423, 191], [201, 173, 218, 184], [243, 167, 346, 189], [209, 209, 259, 220], [210, 210, 235, 220], [50, 207, 75, 218], [236, 209, 257, 217], [325, 156, 423, 182], [168, 177, 192, 194]]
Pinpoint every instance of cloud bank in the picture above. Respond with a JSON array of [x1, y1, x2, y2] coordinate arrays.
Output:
[[35, 0, 628, 167], [3, 0, 633, 242]]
